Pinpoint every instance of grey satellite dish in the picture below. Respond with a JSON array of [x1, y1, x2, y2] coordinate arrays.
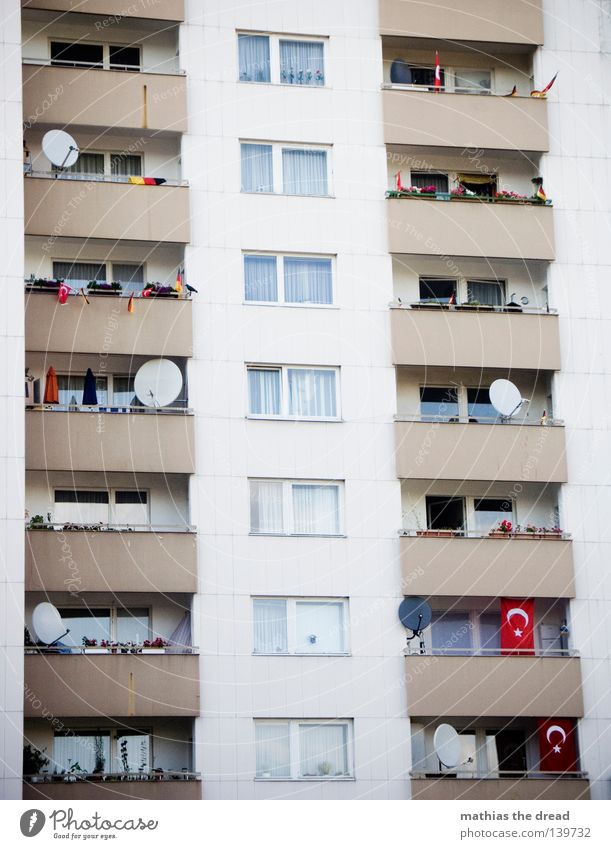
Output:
[[434, 723, 461, 769], [398, 597, 432, 654], [42, 129, 80, 169], [489, 378, 524, 419], [134, 358, 182, 408], [31, 602, 70, 645]]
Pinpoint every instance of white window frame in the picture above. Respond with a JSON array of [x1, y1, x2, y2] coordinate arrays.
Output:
[[48, 38, 142, 71], [419, 384, 506, 422], [417, 275, 507, 305], [240, 140, 333, 197], [237, 31, 328, 87], [246, 364, 341, 421], [53, 149, 144, 179], [254, 719, 354, 780], [406, 169, 499, 195], [52, 260, 147, 287], [53, 486, 150, 526], [56, 604, 152, 643], [249, 478, 344, 537], [423, 493, 515, 533], [242, 251, 335, 307], [252, 597, 349, 655]]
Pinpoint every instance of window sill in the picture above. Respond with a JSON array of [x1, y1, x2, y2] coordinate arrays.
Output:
[[246, 415, 344, 423], [252, 652, 350, 657], [248, 532, 347, 539], [240, 190, 335, 199], [254, 776, 355, 782], [238, 80, 328, 89], [243, 301, 338, 310]]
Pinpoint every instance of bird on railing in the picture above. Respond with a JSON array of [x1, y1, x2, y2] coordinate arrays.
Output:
[[186, 284, 198, 296]]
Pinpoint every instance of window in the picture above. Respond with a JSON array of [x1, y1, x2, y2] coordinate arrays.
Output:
[[238, 34, 271, 82], [249, 480, 342, 536], [114, 731, 150, 773], [420, 386, 459, 421], [458, 173, 497, 197], [255, 720, 353, 778], [113, 376, 139, 406], [467, 387, 499, 422], [253, 598, 347, 654], [111, 264, 145, 293], [110, 153, 142, 178], [53, 261, 106, 286], [247, 366, 339, 419], [53, 151, 145, 180], [113, 490, 148, 526], [238, 33, 325, 86], [279, 40, 324, 86], [473, 498, 512, 532], [57, 374, 108, 407], [426, 495, 465, 532], [54, 732, 110, 774], [430, 610, 501, 656], [109, 45, 141, 71], [50, 41, 103, 68], [244, 254, 333, 305], [454, 68, 491, 94], [56, 152, 105, 178], [418, 277, 456, 304], [54, 489, 109, 525], [57, 606, 151, 647], [410, 171, 449, 192], [116, 608, 150, 644], [241, 142, 330, 196], [467, 279, 505, 306], [402, 64, 445, 89]]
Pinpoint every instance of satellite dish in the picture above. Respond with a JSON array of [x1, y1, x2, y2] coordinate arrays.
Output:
[[434, 724, 462, 769], [489, 378, 523, 418], [520, 296, 529, 305], [134, 358, 182, 407], [42, 129, 80, 168], [32, 602, 70, 645], [398, 597, 432, 632]]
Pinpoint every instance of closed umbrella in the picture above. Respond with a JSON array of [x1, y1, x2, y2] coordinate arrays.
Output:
[[43, 366, 59, 404], [82, 368, 98, 405]]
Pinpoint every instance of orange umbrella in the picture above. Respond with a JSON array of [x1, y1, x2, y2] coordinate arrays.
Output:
[[43, 366, 59, 404]]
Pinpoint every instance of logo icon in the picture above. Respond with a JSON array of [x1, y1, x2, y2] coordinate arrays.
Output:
[[20, 810, 46, 837]]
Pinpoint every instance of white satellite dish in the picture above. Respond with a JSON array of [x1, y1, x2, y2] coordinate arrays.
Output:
[[134, 358, 182, 408], [42, 129, 80, 168], [32, 602, 70, 645], [489, 378, 524, 419], [433, 723, 461, 769]]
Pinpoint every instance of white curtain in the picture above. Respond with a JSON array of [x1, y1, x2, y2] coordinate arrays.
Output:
[[279, 40, 324, 86], [467, 280, 504, 306], [112, 264, 144, 294], [54, 489, 109, 525], [282, 149, 327, 195], [292, 484, 339, 535], [53, 261, 106, 285], [238, 34, 270, 82], [241, 143, 273, 192], [244, 255, 278, 301], [295, 602, 344, 653], [256, 723, 291, 777], [253, 599, 288, 653], [248, 369, 281, 415], [59, 152, 104, 179], [54, 734, 110, 774], [250, 480, 284, 533], [284, 257, 332, 304], [431, 611, 473, 655], [111, 153, 142, 178], [57, 375, 108, 406], [288, 369, 336, 417], [299, 724, 348, 777], [116, 608, 150, 644], [115, 733, 150, 773]]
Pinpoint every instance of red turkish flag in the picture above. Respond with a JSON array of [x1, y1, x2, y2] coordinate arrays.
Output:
[[434, 51, 442, 90], [500, 598, 535, 655], [538, 719, 578, 772], [58, 283, 70, 305]]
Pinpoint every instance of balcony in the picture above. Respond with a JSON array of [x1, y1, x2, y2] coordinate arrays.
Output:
[[400, 534, 574, 598], [395, 420, 567, 482], [24, 652, 199, 717], [25, 289, 193, 357], [410, 777, 589, 800], [23, 776, 201, 800], [387, 196, 554, 261], [26, 409, 195, 474], [24, 175, 190, 244], [383, 88, 548, 152], [21, 0, 185, 20], [23, 63, 186, 134], [379, 0, 543, 45], [25, 527, 197, 593], [391, 305, 560, 370], [404, 655, 583, 717]]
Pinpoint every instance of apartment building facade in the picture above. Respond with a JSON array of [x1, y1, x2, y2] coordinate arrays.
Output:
[[2, 0, 609, 801]]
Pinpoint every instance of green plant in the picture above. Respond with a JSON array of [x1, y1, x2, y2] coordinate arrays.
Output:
[[28, 515, 47, 529], [23, 744, 49, 775], [318, 761, 332, 776], [93, 736, 105, 774], [120, 739, 129, 773]]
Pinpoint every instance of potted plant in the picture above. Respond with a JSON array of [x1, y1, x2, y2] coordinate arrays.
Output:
[[27, 514, 48, 530], [143, 283, 180, 298], [24, 277, 62, 292], [87, 281, 122, 294], [318, 761, 333, 777], [142, 637, 168, 653], [490, 519, 513, 537], [23, 744, 49, 781]]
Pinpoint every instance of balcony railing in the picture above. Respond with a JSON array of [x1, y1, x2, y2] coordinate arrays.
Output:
[[26, 171, 186, 187], [400, 528, 571, 540], [394, 301, 556, 315], [26, 521, 194, 533], [26, 770, 199, 784], [27, 403, 192, 415], [386, 188, 551, 206], [411, 769, 587, 781], [23, 57, 185, 75], [395, 414, 563, 426], [405, 647, 576, 658]]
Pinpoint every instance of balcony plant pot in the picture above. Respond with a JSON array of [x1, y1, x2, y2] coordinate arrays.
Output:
[[410, 301, 449, 310], [489, 531, 512, 538], [142, 648, 165, 654]]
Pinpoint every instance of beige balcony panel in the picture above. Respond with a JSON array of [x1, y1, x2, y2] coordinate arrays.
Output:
[[390, 308, 561, 370], [25, 529, 197, 593], [23, 65, 187, 133], [26, 410, 195, 474], [21, 0, 184, 20], [23, 780, 202, 800], [379, 0, 543, 44], [383, 89, 548, 152], [395, 420, 567, 482], [405, 655, 583, 717], [400, 536, 574, 598], [24, 654, 199, 717], [24, 178, 190, 243], [25, 291, 193, 357], [387, 198, 555, 261], [411, 778, 589, 800]]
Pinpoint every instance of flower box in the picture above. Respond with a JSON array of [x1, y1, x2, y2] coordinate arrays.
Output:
[[410, 301, 449, 310], [416, 530, 458, 538]]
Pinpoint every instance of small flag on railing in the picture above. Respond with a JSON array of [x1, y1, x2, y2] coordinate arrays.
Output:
[[127, 294, 135, 313], [175, 268, 183, 293], [58, 283, 70, 305], [395, 171, 405, 192], [128, 176, 167, 186], [79, 288, 90, 305], [434, 51, 442, 90], [531, 72, 558, 98]]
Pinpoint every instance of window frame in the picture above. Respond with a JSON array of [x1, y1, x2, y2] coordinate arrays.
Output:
[[237, 31, 328, 87], [51, 260, 147, 289], [53, 727, 153, 775], [48, 38, 142, 71], [246, 364, 341, 421], [53, 486, 150, 526], [240, 140, 332, 197], [249, 478, 344, 537], [243, 251, 335, 307], [428, 608, 500, 657], [417, 274, 507, 307], [55, 604, 152, 645], [52, 150, 144, 180], [252, 597, 349, 655], [254, 719, 354, 780]]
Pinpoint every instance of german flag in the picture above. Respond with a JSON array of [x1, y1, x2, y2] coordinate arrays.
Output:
[[128, 177, 167, 186], [127, 294, 135, 313]]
